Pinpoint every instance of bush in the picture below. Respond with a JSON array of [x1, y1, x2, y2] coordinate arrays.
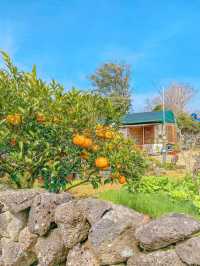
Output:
[[0, 52, 146, 192]]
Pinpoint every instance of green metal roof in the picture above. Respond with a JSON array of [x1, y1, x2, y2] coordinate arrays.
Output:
[[122, 110, 176, 125]]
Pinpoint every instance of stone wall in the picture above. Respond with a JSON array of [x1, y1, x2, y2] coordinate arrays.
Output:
[[0, 189, 200, 265]]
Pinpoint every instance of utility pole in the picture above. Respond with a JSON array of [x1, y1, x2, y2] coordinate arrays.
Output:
[[162, 87, 167, 164]]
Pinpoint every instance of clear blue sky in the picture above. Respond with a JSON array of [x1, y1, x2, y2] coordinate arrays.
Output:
[[0, 0, 200, 111]]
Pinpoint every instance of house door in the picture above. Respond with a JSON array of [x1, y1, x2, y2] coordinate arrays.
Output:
[[144, 125, 155, 144]]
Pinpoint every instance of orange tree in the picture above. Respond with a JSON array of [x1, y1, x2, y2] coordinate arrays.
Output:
[[0, 52, 147, 192]]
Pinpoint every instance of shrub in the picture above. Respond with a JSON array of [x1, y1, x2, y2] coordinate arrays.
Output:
[[0, 52, 146, 192]]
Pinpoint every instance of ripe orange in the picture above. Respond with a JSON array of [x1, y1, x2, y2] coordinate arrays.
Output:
[[10, 138, 17, 146], [95, 125, 106, 138], [6, 114, 21, 125], [118, 175, 126, 184], [36, 114, 45, 123], [95, 157, 109, 169], [72, 134, 85, 146], [82, 137, 93, 149], [95, 129, 105, 138], [104, 131, 114, 139]]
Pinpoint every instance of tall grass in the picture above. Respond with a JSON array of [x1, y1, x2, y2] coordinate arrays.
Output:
[[99, 190, 200, 219]]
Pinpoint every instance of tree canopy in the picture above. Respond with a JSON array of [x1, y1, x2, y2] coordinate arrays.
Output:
[[90, 62, 132, 116]]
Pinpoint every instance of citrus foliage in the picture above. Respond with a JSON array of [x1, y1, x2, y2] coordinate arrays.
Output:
[[0, 52, 146, 192]]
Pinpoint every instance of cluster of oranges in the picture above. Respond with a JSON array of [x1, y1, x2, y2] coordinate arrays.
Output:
[[36, 114, 46, 123], [72, 134, 109, 170], [95, 125, 115, 139], [36, 114, 60, 124], [6, 114, 21, 125], [10, 138, 17, 146], [6, 113, 61, 125], [111, 173, 126, 184], [72, 134, 93, 149], [72, 132, 126, 184]]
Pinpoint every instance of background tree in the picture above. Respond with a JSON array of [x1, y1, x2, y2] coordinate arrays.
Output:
[[146, 83, 195, 114], [90, 62, 132, 116], [177, 113, 200, 148]]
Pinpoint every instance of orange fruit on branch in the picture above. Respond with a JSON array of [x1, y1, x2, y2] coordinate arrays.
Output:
[[6, 114, 21, 125], [104, 131, 114, 139], [118, 175, 126, 184], [82, 137, 93, 149], [36, 114, 46, 123], [95, 157, 109, 169], [95, 125, 106, 138], [95, 129, 105, 138], [72, 134, 85, 147], [10, 138, 17, 146]]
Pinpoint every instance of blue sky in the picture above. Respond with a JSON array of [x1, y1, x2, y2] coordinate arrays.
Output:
[[0, 0, 200, 111]]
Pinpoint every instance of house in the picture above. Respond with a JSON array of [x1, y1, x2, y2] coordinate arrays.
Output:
[[120, 110, 177, 154]]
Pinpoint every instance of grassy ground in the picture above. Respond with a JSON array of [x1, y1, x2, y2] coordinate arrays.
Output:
[[67, 178, 200, 219], [68, 181, 121, 198], [68, 170, 184, 198], [99, 189, 200, 219]]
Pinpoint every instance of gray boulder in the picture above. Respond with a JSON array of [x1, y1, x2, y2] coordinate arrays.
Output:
[[34, 228, 68, 266], [127, 250, 185, 266], [135, 213, 200, 251], [55, 200, 90, 248], [28, 192, 72, 236], [176, 236, 200, 265], [0, 211, 12, 238], [1, 237, 36, 266], [0, 189, 40, 213], [88, 204, 145, 265], [66, 243, 99, 266], [0, 211, 27, 241], [76, 198, 112, 225], [19, 227, 38, 251]]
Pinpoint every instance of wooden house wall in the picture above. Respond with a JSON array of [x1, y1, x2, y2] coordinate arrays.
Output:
[[122, 123, 177, 145], [128, 125, 155, 145], [166, 124, 177, 144]]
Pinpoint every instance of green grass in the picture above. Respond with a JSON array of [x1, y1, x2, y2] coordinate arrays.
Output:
[[99, 189, 200, 219]]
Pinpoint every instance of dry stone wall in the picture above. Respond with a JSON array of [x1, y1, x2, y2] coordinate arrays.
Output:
[[0, 189, 200, 265]]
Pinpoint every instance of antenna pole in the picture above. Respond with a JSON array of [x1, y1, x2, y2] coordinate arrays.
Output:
[[162, 87, 167, 164]]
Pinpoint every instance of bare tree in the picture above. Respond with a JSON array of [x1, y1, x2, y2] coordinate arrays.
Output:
[[146, 83, 195, 114]]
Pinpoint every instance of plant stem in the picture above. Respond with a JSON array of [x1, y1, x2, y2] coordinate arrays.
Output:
[[66, 179, 89, 191]]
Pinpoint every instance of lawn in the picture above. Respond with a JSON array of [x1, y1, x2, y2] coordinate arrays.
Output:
[[66, 177, 200, 219], [98, 189, 200, 219]]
